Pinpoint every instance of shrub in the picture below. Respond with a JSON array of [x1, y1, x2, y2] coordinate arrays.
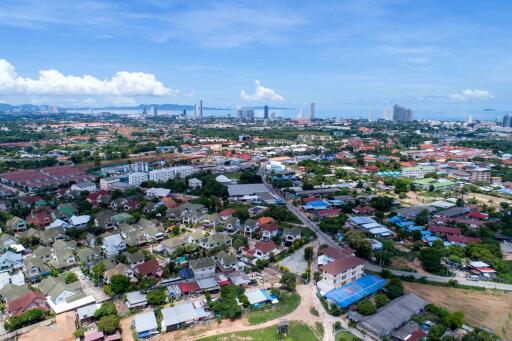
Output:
[[374, 293, 389, 308], [357, 298, 377, 316], [98, 315, 120, 334]]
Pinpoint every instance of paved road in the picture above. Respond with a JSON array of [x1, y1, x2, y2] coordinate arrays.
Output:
[[260, 164, 512, 292]]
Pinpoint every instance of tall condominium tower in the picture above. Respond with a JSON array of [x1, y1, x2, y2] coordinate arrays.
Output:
[[310, 102, 316, 120], [392, 104, 413, 122], [195, 100, 203, 118], [264, 105, 269, 120], [503, 114, 512, 127]]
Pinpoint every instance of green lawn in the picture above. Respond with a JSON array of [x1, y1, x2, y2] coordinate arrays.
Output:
[[197, 321, 319, 341], [335, 330, 360, 341], [246, 292, 301, 325]]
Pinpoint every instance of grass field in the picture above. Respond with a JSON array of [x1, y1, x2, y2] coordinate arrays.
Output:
[[404, 282, 512, 339], [247, 292, 301, 325], [197, 321, 318, 341], [335, 331, 360, 341]]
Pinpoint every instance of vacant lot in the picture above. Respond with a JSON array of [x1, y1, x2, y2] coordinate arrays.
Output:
[[247, 292, 301, 325], [404, 282, 512, 338], [19, 312, 76, 341], [197, 321, 318, 341]]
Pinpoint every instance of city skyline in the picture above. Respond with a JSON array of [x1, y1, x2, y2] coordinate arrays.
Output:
[[1, 1, 512, 115]]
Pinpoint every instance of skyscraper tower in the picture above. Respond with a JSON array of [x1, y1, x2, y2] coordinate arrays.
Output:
[[368, 109, 374, 122], [195, 100, 203, 119], [392, 104, 413, 122], [503, 114, 512, 127], [264, 105, 269, 120], [383, 107, 392, 121], [310, 102, 316, 120]]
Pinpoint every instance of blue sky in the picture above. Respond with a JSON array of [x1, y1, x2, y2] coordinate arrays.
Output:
[[0, 0, 511, 117]]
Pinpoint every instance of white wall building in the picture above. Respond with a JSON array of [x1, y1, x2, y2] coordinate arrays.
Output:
[[128, 172, 149, 186], [149, 166, 196, 182]]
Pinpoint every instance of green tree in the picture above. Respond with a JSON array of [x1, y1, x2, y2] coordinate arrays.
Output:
[[98, 315, 120, 334], [420, 247, 444, 274], [280, 271, 297, 291], [94, 302, 117, 320], [374, 293, 389, 308], [65, 272, 78, 284], [147, 289, 167, 306], [109, 274, 131, 295], [357, 298, 377, 315], [304, 246, 314, 262], [385, 278, 404, 299]]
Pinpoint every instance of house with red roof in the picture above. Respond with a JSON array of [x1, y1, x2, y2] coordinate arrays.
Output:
[[258, 222, 279, 241], [26, 207, 53, 228], [352, 206, 376, 215], [447, 235, 481, 245], [7, 290, 48, 316], [428, 226, 462, 236], [244, 240, 278, 262], [315, 209, 340, 218], [467, 211, 489, 220], [134, 260, 163, 279]]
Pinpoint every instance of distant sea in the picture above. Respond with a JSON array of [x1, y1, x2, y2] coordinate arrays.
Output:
[[73, 107, 504, 122]]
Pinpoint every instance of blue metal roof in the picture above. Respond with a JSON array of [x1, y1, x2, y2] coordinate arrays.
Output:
[[324, 274, 386, 308]]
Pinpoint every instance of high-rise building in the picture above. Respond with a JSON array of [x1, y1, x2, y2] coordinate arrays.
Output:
[[310, 102, 316, 120], [368, 109, 374, 122], [271, 112, 276, 120], [236, 105, 243, 120], [242, 109, 255, 121], [195, 100, 203, 119], [392, 104, 413, 122], [503, 114, 512, 127], [383, 107, 392, 121], [182, 109, 187, 117], [467, 115, 474, 124], [264, 105, 269, 120]]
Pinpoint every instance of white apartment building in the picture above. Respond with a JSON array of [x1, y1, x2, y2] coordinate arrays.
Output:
[[401, 165, 436, 178], [319, 255, 366, 288], [148, 166, 196, 182], [128, 172, 149, 186]]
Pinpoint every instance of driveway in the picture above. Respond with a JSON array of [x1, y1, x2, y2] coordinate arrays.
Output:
[[71, 267, 110, 302], [278, 245, 309, 275]]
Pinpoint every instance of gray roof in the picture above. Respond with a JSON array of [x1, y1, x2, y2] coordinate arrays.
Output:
[[359, 293, 427, 337], [189, 257, 215, 270], [134, 311, 158, 333], [227, 184, 269, 197], [161, 302, 208, 327], [396, 205, 436, 218], [126, 291, 147, 305], [196, 277, 219, 290], [437, 206, 471, 218], [76, 303, 99, 320]]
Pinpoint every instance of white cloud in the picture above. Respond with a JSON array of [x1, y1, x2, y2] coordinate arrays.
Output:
[[449, 89, 494, 102], [240, 80, 284, 102], [0, 59, 175, 97]]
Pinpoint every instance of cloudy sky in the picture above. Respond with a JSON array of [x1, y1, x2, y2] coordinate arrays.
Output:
[[0, 0, 511, 115]]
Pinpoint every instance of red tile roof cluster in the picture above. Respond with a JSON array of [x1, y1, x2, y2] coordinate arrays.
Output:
[[220, 208, 236, 217], [1, 165, 93, 189]]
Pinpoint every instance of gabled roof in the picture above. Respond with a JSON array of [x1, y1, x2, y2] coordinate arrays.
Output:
[[189, 257, 215, 270], [319, 254, 366, 276]]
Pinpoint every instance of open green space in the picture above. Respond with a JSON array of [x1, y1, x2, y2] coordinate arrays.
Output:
[[197, 321, 319, 341], [246, 292, 301, 325], [335, 330, 360, 341]]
